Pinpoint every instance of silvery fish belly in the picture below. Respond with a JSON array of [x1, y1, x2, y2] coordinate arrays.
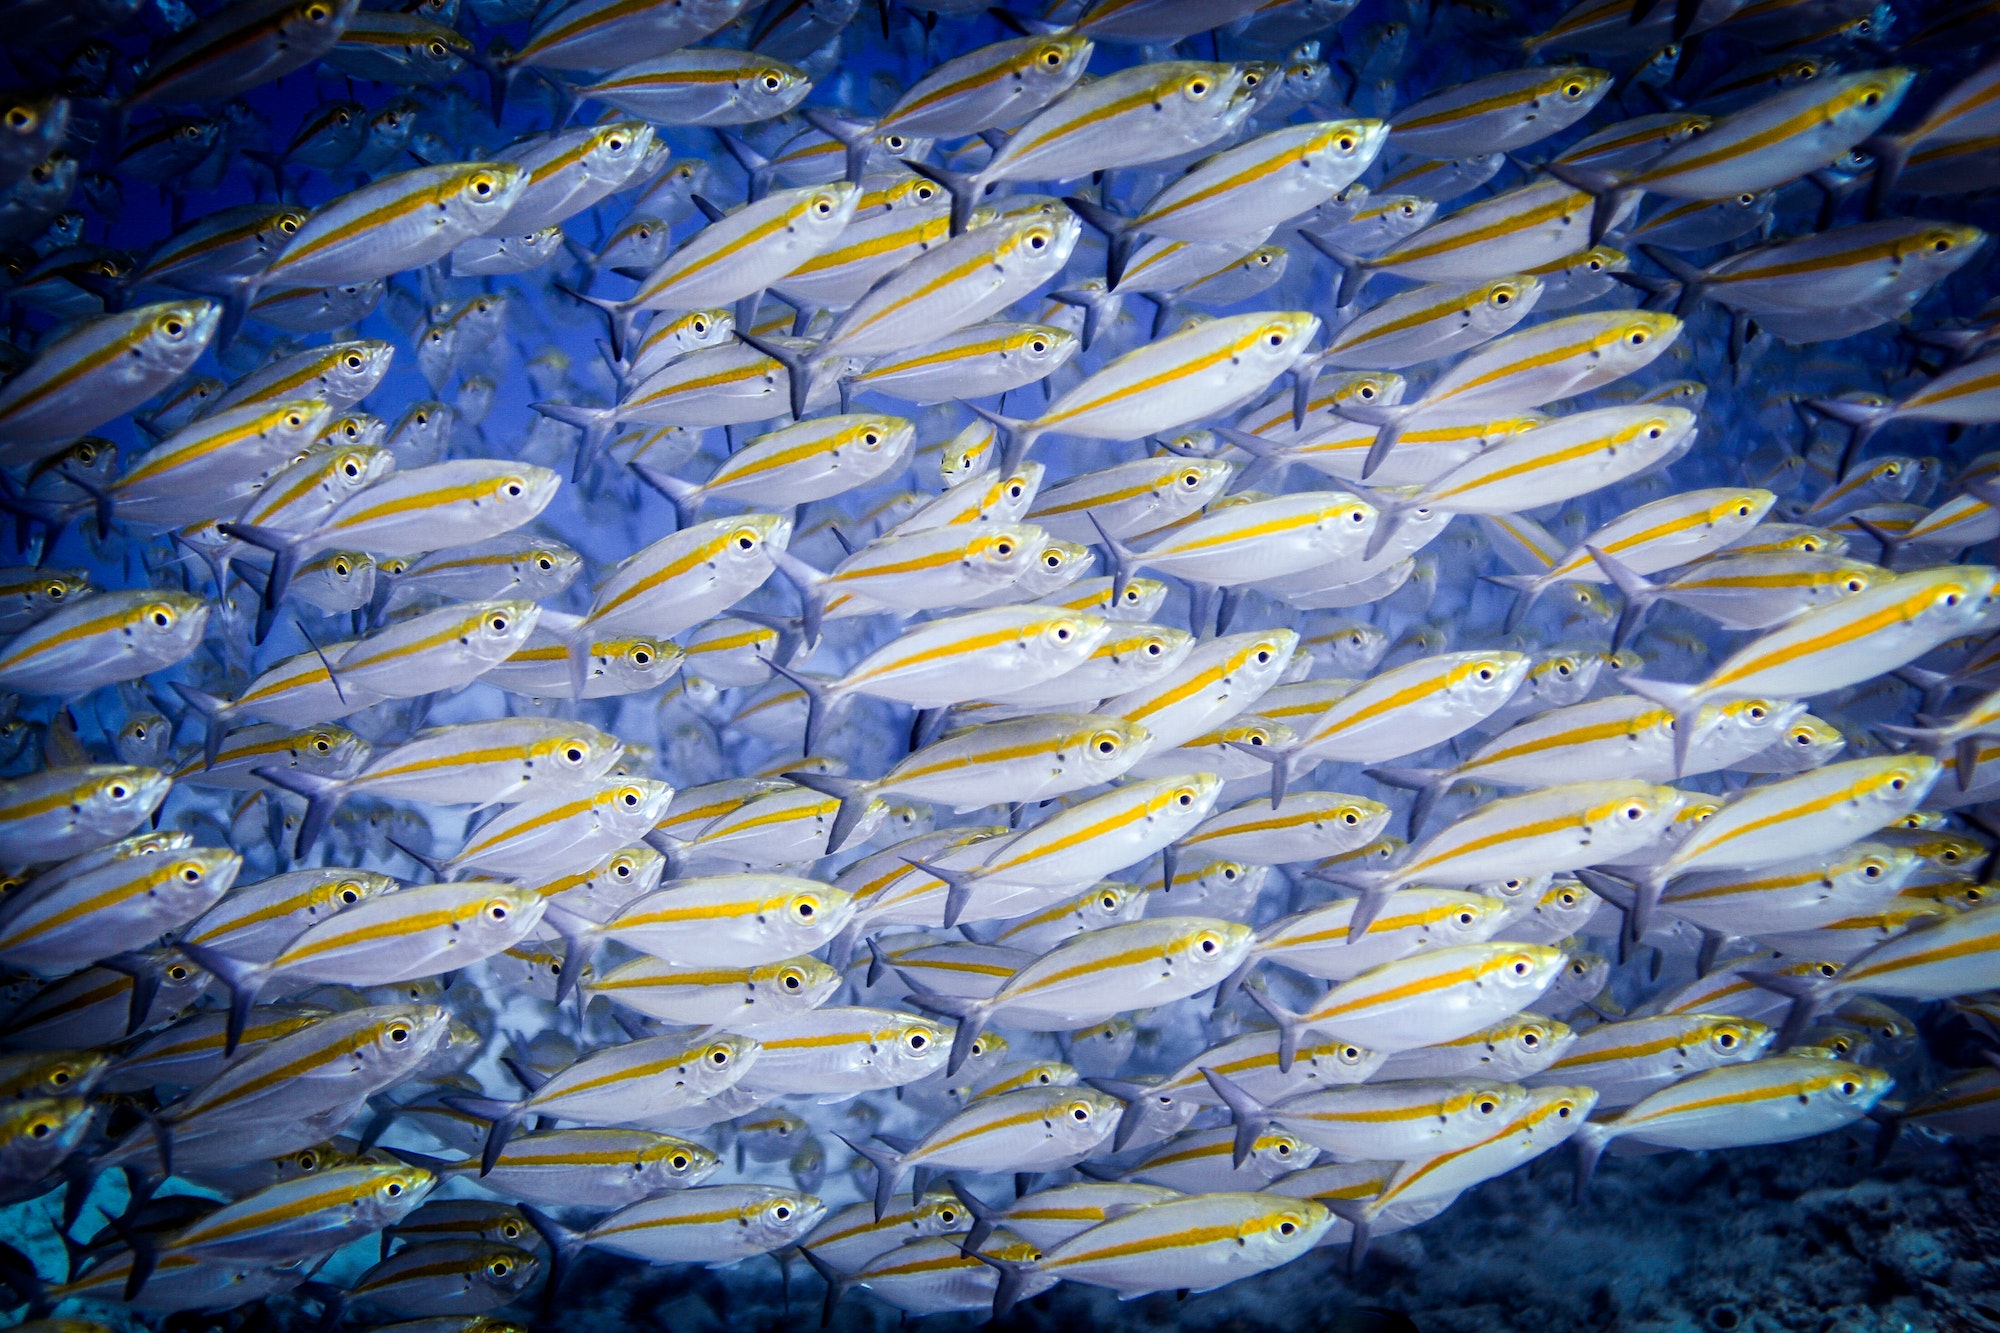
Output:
[[8, 1, 2000, 1326]]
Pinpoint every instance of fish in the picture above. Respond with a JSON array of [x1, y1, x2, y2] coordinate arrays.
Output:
[[1, 5, 1996, 1325]]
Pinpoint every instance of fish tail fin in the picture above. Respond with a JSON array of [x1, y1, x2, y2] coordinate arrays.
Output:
[[1806, 398, 1896, 479], [962, 1242, 1042, 1323], [99, 1207, 160, 1302], [1061, 195, 1140, 290], [715, 130, 777, 202], [1198, 1067, 1277, 1167], [1211, 425, 1293, 493], [1637, 244, 1710, 318], [899, 156, 985, 236], [99, 951, 166, 1037], [1745, 969, 1837, 1050], [799, 106, 879, 184], [1079, 510, 1145, 616], [1573, 868, 1643, 961], [385, 835, 449, 883], [795, 1245, 855, 1328], [174, 942, 271, 1056], [1894, 664, 1956, 715], [249, 763, 350, 859], [555, 282, 640, 361], [896, 970, 991, 1075], [1612, 673, 1699, 774], [0, 1241, 50, 1319], [1323, 1196, 1374, 1277], [944, 1179, 1003, 1257], [169, 682, 240, 771], [1485, 568, 1552, 633], [835, 1133, 908, 1222], [760, 657, 838, 754], [1296, 228, 1371, 307], [1288, 349, 1334, 430], [1332, 400, 1414, 483], [628, 460, 701, 531], [215, 520, 305, 637], [915, 854, 985, 932], [518, 1204, 587, 1314], [440, 1092, 529, 1176], [1860, 133, 1908, 218], [1085, 1076, 1162, 1152], [1239, 973, 1310, 1072], [783, 770, 877, 854], [1048, 283, 1121, 351], [1539, 161, 1633, 245], [961, 398, 1039, 474], [529, 400, 619, 482], [1366, 764, 1451, 839], [1572, 1120, 1615, 1203], [1584, 544, 1663, 653], [537, 900, 603, 1005], [733, 328, 819, 422]]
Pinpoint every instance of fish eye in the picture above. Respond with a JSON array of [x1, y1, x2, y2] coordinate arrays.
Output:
[[1477, 1098, 1497, 1114], [885, 135, 909, 150], [537, 555, 555, 570], [1627, 329, 1650, 345], [487, 613, 510, 632], [1038, 45, 1064, 66], [427, 40, 447, 56], [1197, 932, 1220, 954], [385, 1180, 404, 1197], [791, 896, 818, 921], [1336, 134, 1356, 151], [1263, 326, 1288, 348], [995, 540, 1015, 555], [485, 901, 511, 921], [618, 787, 643, 807], [1890, 775, 1908, 791], [780, 969, 804, 991], [732, 528, 760, 551], [389, 1025, 410, 1042], [670, 1152, 692, 1170], [4, 107, 33, 131], [504, 479, 524, 497], [168, 964, 190, 981], [1840, 1080, 1860, 1095], [1457, 910, 1475, 925], [708, 1044, 732, 1065], [1185, 75, 1212, 97], [340, 887, 360, 904], [488, 1260, 512, 1278], [632, 647, 653, 665], [470, 174, 495, 197], [1044, 550, 1064, 570], [905, 1029, 929, 1051], [1068, 1102, 1091, 1121], [1030, 337, 1048, 353], [862, 430, 881, 446], [1176, 789, 1195, 806], [813, 196, 835, 215], [1512, 958, 1533, 976], [1862, 90, 1881, 107], [177, 862, 203, 883], [760, 71, 784, 92]]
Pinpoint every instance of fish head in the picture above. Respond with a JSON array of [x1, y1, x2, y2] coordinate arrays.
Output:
[[1443, 1079, 1532, 1136], [1003, 323, 1079, 375], [1047, 1087, 1122, 1151], [0, 1097, 93, 1174], [161, 847, 242, 905], [444, 161, 528, 232], [1018, 532, 1091, 594], [325, 340, 397, 402], [135, 299, 221, 375], [750, 955, 842, 1015], [1249, 1127, 1319, 1176], [1467, 274, 1542, 336], [367, 1162, 439, 1226], [1429, 890, 1510, 946], [1696, 1015, 1773, 1065], [1812, 1060, 1896, 1114], [1482, 942, 1570, 1006], [640, 1137, 721, 1189], [782, 877, 858, 951], [1445, 649, 1532, 711], [78, 764, 174, 829], [1166, 916, 1256, 986], [745, 1189, 826, 1249], [1305, 118, 1390, 188], [582, 121, 654, 185]]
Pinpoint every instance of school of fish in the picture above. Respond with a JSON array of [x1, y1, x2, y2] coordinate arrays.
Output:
[[0, 0, 1997, 1326]]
